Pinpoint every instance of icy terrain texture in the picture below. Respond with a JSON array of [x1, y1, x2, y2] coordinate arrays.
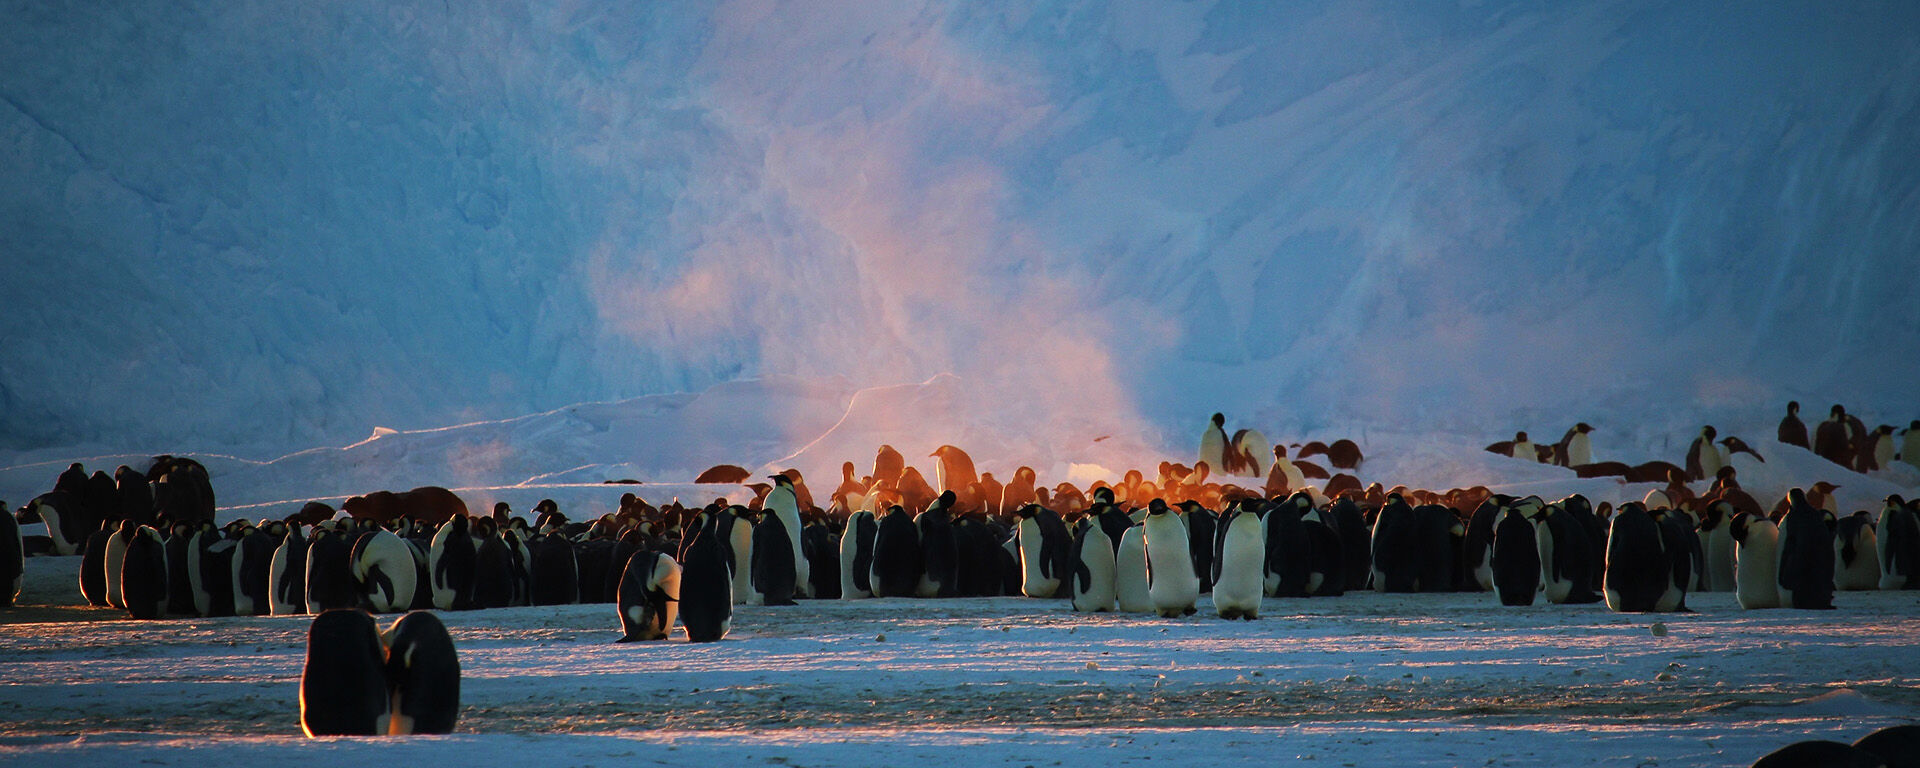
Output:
[[3, 1, 1917, 459]]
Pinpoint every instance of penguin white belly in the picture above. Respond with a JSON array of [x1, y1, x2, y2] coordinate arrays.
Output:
[[1017, 518, 1059, 598], [1703, 528, 1736, 592], [1566, 433, 1593, 467], [1536, 525, 1571, 604], [1114, 527, 1152, 612], [1144, 514, 1198, 618], [1902, 433, 1920, 471], [1735, 523, 1781, 609], [1213, 516, 1263, 619], [730, 521, 754, 605], [1200, 429, 1227, 474], [1836, 529, 1881, 590], [1070, 530, 1117, 613]]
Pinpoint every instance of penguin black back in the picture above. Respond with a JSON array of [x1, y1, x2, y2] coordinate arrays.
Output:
[[382, 610, 460, 734], [300, 609, 389, 737]]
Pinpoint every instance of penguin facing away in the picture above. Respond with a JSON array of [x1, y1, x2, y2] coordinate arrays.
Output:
[[1491, 503, 1540, 606], [1775, 489, 1836, 609], [678, 519, 733, 642]]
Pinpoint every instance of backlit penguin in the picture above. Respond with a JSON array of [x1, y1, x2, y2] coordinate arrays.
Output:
[[763, 475, 809, 598], [470, 520, 516, 609], [428, 515, 476, 611], [27, 494, 84, 556], [120, 525, 169, 620], [1015, 504, 1070, 598], [1180, 501, 1217, 594], [231, 523, 276, 616], [1371, 494, 1418, 592], [78, 527, 112, 607], [1834, 512, 1881, 591], [1775, 490, 1835, 609], [1685, 425, 1725, 482], [748, 504, 798, 606], [528, 533, 579, 606], [1211, 504, 1264, 619], [1412, 504, 1461, 593], [114, 466, 155, 528], [104, 519, 135, 609], [1261, 498, 1314, 598], [163, 522, 198, 615], [1491, 503, 1539, 606], [1200, 413, 1229, 476], [872, 444, 906, 488], [270, 524, 309, 615], [300, 609, 390, 737], [1777, 401, 1809, 448], [1731, 512, 1782, 609], [1538, 500, 1601, 604], [1464, 497, 1502, 591], [679, 519, 733, 642], [930, 445, 979, 497], [869, 505, 921, 598], [803, 518, 840, 600], [1604, 502, 1669, 613], [381, 611, 460, 734], [916, 492, 959, 598], [1878, 496, 1919, 590], [193, 524, 238, 617], [839, 507, 877, 599], [1114, 524, 1152, 613], [0, 502, 20, 608], [1330, 497, 1372, 592], [616, 551, 680, 642], [716, 505, 754, 605], [1143, 499, 1199, 617], [1697, 501, 1738, 592], [1069, 517, 1117, 612]]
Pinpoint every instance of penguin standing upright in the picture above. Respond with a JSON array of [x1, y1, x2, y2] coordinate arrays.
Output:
[[381, 611, 460, 734], [678, 518, 733, 642], [1181, 501, 1217, 594], [1814, 405, 1854, 468], [839, 507, 877, 599], [1901, 422, 1920, 472], [869, 505, 921, 598], [716, 506, 754, 606], [103, 519, 134, 609], [120, 525, 169, 620], [1463, 497, 1502, 591], [749, 505, 798, 606], [1069, 517, 1117, 612], [1777, 402, 1809, 449], [1603, 503, 1670, 613], [163, 522, 198, 615], [230, 523, 276, 616], [916, 492, 959, 598], [1491, 503, 1539, 606], [1211, 504, 1263, 619], [1834, 512, 1881, 591], [300, 609, 390, 737], [528, 533, 579, 606], [1114, 523, 1152, 613], [1555, 423, 1594, 467], [1537, 500, 1602, 604], [427, 515, 476, 611], [1878, 496, 1920, 590], [270, 524, 309, 615], [1685, 426, 1725, 482], [1142, 500, 1199, 617], [1014, 504, 1069, 598], [616, 551, 680, 642], [1371, 494, 1418, 593], [1696, 502, 1738, 592], [1199, 413, 1229, 474], [1731, 512, 1782, 609], [1775, 489, 1836, 609], [1261, 497, 1314, 598], [762, 475, 809, 598]]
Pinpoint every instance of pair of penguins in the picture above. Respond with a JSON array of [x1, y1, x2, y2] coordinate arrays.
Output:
[[1750, 723, 1919, 768], [614, 498, 739, 643], [1479, 495, 1607, 607], [1057, 492, 1206, 618], [300, 609, 459, 736]]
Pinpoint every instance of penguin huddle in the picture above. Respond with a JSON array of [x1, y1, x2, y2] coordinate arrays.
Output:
[[300, 609, 460, 736]]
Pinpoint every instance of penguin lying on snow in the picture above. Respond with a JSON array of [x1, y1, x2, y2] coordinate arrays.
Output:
[[300, 609, 460, 737]]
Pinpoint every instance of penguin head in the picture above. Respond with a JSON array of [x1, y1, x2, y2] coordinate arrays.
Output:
[[1514, 431, 1528, 442], [934, 489, 957, 508], [1013, 504, 1040, 520], [769, 474, 794, 488], [1577, 423, 1592, 433], [1887, 495, 1907, 510], [1177, 500, 1206, 516], [1701, 425, 1717, 440], [1211, 413, 1225, 427], [1092, 486, 1116, 505], [1831, 404, 1846, 419], [1787, 401, 1799, 415], [1146, 498, 1171, 516]]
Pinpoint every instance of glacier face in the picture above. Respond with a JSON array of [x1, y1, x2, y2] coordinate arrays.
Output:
[[2, 1, 1916, 459]]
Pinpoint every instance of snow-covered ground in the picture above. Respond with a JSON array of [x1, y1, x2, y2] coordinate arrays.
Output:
[[2, 555, 1916, 767]]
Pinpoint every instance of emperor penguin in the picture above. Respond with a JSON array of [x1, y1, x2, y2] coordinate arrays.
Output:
[[1509, 432, 1538, 463], [1491, 502, 1540, 606], [1231, 428, 1271, 478], [1114, 524, 1152, 612], [230, 523, 276, 616], [1211, 504, 1264, 619], [1813, 405, 1854, 467], [916, 493, 960, 598], [1833, 511, 1881, 591], [300, 609, 390, 737], [839, 507, 877, 599], [1871, 425, 1897, 471], [872, 444, 906, 488], [428, 514, 476, 611], [679, 517, 734, 642], [763, 474, 809, 598], [350, 528, 419, 613], [270, 524, 309, 616], [870, 505, 922, 598], [1556, 423, 1594, 467], [616, 550, 681, 641], [1685, 425, 1724, 482], [1143, 499, 1199, 617], [381, 611, 460, 734], [1901, 421, 1920, 471], [1775, 489, 1836, 609], [103, 519, 135, 609], [718, 505, 755, 605], [1696, 501, 1738, 592], [1069, 517, 1117, 612], [748, 505, 798, 606], [1265, 446, 1307, 497], [1731, 512, 1781, 609], [1777, 401, 1809, 449], [1199, 413, 1229, 476], [1463, 496, 1502, 592], [1878, 496, 1919, 589], [1536, 500, 1601, 604], [1603, 502, 1669, 613], [26, 494, 82, 556], [930, 445, 979, 497], [1014, 504, 1069, 598], [120, 525, 170, 620]]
